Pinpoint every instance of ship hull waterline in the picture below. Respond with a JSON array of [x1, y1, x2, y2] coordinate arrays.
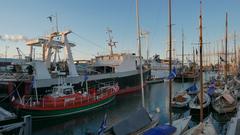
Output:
[[15, 96, 115, 119]]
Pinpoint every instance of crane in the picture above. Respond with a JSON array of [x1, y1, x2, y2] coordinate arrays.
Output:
[[16, 47, 25, 60]]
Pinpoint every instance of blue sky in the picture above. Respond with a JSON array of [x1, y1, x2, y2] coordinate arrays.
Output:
[[0, 0, 239, 60]]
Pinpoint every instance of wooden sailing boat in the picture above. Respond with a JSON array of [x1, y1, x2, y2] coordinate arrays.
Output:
[[174, 39, 199, 82], [183, 1, 217, 134], [144, 1, 192, 135], [172, 30, 191, 108], [226, 105, 240, 135], [167, 0, 191, 133], [189, 0, 211, 113], [211, 13, 237, 114]]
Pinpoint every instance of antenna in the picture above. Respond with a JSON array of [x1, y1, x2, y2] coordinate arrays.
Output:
[[47, 13, 59, 33], [141, 30, 150, 63], [106, 28, 117, 55]]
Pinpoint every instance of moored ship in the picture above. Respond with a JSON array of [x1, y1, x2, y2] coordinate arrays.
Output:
[[0, 30, 150, 102], [12, 73, 119, 118]]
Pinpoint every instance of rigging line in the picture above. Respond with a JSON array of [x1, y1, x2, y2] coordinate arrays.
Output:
[[0, 75, 26, 104], [72, 32, 105, 50], [71, 48, 95, 57]]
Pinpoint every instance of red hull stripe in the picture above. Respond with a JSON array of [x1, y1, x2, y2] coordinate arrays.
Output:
[[117, 83, 146, 95]]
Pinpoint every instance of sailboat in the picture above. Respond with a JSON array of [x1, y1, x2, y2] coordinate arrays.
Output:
[[104, 0, 160, 134], [172, 90, 191, 108], [171, 30, 191, 108], [211, 88, 237, 113], [226, 105, 240, 135], [174, 43, 199, 83], [165, 0, 191, 133], [189, 92, 211, 111], [183, 1, 217, 134], [145, 1, 191, 135], [211, 13, 237, 114]]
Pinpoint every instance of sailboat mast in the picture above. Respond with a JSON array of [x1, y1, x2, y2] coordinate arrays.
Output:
[[234, 31, 237, 71], [225, 13, 228, 84], [182, 29, 184, 88], [199, 0, 203, 123], [55, 13, 59, 32], [168, 0, 172, 125], [136, 0, 145, 108]]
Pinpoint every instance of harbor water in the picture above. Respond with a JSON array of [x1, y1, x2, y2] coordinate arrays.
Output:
[[31, 71, 235, 135]]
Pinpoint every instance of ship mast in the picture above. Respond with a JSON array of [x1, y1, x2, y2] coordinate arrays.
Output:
[[199, 0, 203, 124], [106, 28, 117, 56], [225, 13, 228, 84], [168, 0, 173, 125], [182, 29, 184, 88], [136, 0, 145, 108], [234, 31, 237, 74]]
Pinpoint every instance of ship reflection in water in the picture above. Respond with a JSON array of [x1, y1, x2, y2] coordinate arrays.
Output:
[[33, 72, 234, 135]]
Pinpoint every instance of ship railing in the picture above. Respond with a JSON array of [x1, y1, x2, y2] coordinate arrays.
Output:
[[0, 72, 30, 81], [20, 87, 116, 108], [81, 81, 117, 93], [21, 95, 44, 106], [97, 81, 117, 88], [0, 115, 32, 135]]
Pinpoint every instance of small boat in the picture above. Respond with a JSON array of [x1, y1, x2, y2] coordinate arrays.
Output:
[[172, 91, 191, 108], [211, 87, 237, 114], [184, 1, 217, 134], [144, 116, 192, 135], [204, 81, 223, 98], [146, 77, 164, 84], [189, 93, 211, 111], [174, 71, 199, 82], [13, 81, 119, 118], [186, 83, 199, 95], [104, 107, 160, 135], [143, 125, 176, 135], [182, 119, 217, 135], [172, 116, 192, 135], [226, 106, 240, 135]]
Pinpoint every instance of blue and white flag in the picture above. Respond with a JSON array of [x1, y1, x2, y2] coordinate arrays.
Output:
[[207, 81, 216, 96], [168, 67, 176, 80], [98, 114, 107, 135], [32, 75, 36, 88], [186, 83, 198, 94]]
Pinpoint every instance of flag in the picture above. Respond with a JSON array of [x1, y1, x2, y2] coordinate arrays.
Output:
[[207, 81, 215, 96], [168, 67, 176, 80], [220, 56, 224, 62], [186, 83, 198, 92], [47, 16, 53, 22], [32, 75, 36, 88], [98, 114, 107, 135]]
